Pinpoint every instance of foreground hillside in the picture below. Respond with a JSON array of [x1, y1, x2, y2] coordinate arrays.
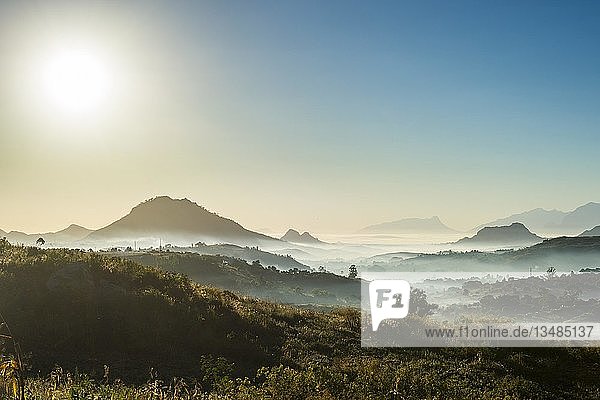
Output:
[[117, 250, 359, 306], [0, 239, 357, 381], [1, 239, 599, 399]]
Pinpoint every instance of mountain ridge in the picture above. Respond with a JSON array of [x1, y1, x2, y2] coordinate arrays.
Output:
[[85, 196, 278, 245], [360, 216, 457, 234], [281, 229, 324, 244], [457, 222, 543, 247], [580, 225, 600, 237], [2, 224, 92, 245], [475, 202, 600, 235]]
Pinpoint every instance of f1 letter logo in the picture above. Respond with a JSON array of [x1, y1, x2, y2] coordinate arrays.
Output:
[[369, 280, 411, 331]]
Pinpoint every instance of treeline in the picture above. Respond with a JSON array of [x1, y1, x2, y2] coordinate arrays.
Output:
[[118, 251, 360, 306]]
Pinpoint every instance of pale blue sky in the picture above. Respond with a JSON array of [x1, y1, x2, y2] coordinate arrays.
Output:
[[1, 1, 599, 233]]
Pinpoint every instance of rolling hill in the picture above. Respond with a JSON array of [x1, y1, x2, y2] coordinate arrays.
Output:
[[118, 250, 359, 306], [188, 242, 311, 271], [0, 238, 355, 381]]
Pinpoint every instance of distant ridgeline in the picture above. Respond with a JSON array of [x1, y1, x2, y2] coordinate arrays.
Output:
[[456, 223, 544, 247], [0, 224, 92, 246], [474, 202, 600, 236], [280, 229, 325, 244], [386, 236, 600, 272], [189, 242, 311, 271], [359, 216, 457, 234], [1, 196, 281, 248], [580, 225, 600, 237]]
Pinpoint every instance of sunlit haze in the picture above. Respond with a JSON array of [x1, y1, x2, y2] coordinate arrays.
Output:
[[39, 47, 112, 117], [3, 3, 600, 394], [1, 1, 599, 235]]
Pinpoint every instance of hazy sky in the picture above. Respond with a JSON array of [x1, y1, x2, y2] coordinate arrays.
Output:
[[1, 1, 599, 234]]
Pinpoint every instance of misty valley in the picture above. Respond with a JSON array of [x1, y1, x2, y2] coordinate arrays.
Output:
[[1, 197, 600, 398]]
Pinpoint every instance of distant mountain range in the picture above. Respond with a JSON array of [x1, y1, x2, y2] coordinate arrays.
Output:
[[456, 223, 543, 247], [580, 226, 600, 237], [383, 236, 600, 272], [6, 198, 600, 247], [476, 202, 600, 235], [359, 216, 456, 234], [53, 224, 94, 241], [2, 196, 278, 247], [85, 196, 277, 245], [0, 224, 92, 246], [281, 229, 325, 244]]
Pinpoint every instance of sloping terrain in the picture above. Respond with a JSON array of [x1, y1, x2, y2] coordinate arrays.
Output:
[[188, 242, 311, 271], [118, 250, 359, 306]]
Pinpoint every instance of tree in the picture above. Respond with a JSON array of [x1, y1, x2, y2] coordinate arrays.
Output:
[[409, 288, 438, 317], [348, 265, 357, 279], [35, 237, 45, 246], [546, 266, 557, 279]]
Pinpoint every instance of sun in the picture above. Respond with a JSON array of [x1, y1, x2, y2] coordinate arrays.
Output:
[[40, 47, 112, 117]]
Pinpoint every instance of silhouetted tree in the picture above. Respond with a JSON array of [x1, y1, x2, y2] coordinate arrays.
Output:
[[409, 288, 438, 317], [348, 265, 357, 279]]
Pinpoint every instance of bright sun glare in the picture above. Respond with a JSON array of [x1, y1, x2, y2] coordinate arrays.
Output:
[[40, 48, 112, 116]]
